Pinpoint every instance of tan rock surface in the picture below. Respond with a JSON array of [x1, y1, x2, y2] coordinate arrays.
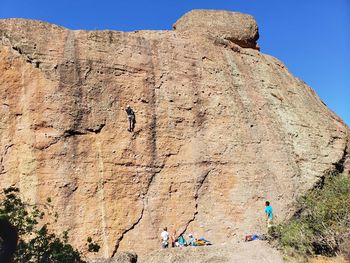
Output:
[[0, 10, 349, 261], [90, 252, 137, 263], [173, 10, 259, 49]]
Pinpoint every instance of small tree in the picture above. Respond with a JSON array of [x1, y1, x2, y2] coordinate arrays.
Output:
[[0, 187, 86, 263]]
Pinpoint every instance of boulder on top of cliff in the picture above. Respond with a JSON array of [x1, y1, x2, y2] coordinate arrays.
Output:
[[173, 9, 259, 49]]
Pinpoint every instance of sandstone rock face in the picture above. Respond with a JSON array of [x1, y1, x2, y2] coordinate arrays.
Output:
[[89, 252, 137, 263], [0, 10, 349, 260]]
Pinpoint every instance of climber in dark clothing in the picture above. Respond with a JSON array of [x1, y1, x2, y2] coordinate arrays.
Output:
[[125, 105, 136, 132]]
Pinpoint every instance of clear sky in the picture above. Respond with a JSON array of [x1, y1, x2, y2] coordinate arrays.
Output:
[[1, 0, 349, 126]]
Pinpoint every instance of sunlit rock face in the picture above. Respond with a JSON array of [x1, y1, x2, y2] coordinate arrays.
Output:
[[0, 10, 349, 259]]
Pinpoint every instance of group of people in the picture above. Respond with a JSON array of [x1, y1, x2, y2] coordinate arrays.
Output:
[[160, 228, 211, 249], [160, 201, 273, 249]]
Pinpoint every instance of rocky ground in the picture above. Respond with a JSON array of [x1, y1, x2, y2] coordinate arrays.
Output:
[[142, 240, 284, 263], [90, 240, 284, 263]]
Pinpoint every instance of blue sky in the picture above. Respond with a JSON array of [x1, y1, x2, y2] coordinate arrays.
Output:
[[1, 0, 349, 125]]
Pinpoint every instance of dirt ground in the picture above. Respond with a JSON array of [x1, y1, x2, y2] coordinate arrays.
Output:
[[141, 240, 284, 263]]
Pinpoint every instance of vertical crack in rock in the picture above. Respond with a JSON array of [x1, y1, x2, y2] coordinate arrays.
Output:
[[110, 168, 163, 256], [146, 38, 159, 192], [111, 206, 145, 257], [305, 144, 350, 199], [180, 169, 212, 235], [333, 145, 348, 174]]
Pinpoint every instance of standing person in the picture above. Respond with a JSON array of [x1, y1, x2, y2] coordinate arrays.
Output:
[[125, 105, 136, 132], [265, 201, 273, 228], [170, 229, 178, 247], [161, 227, 169, 249]]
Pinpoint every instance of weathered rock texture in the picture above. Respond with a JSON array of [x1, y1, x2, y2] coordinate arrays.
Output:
[[0, 10, 349, 260], [89, 252, 137, 263], [173, 10, 259, 49]]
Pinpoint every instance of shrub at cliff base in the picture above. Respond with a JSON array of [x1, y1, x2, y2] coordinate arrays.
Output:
[[273, 173, 350, 261], [0, 187, 85, 263]]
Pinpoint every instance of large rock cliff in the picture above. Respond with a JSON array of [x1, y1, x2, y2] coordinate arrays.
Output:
[[0, 10, 349, 259]]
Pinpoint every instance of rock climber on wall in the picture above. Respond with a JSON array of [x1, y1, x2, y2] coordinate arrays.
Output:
[[125, 105, 136, 132]]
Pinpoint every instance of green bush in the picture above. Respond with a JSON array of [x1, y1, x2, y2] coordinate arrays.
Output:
[[0, 187, 86, 263], [274, 174, 350, 259], [87, 237, 101, 253]]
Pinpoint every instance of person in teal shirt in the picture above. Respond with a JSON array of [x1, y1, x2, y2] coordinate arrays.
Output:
[[265, 201, 273, 228]]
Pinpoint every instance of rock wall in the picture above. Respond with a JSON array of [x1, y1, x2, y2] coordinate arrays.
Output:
[[0, 10, 349, 259]]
